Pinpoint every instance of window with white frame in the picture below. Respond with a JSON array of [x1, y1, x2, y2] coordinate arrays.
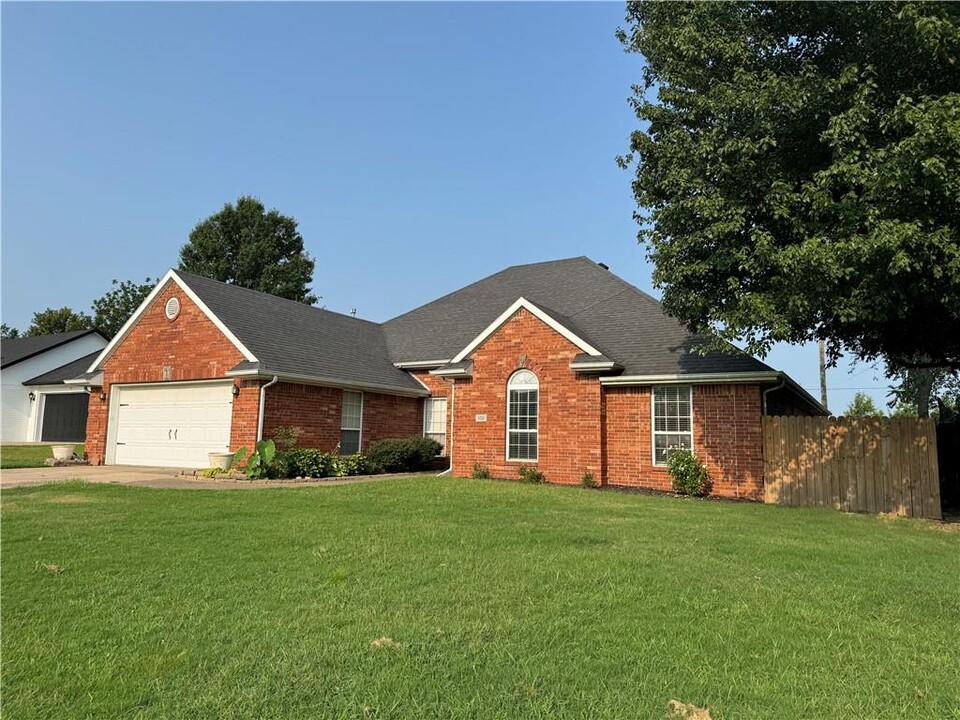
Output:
[[340, 391, 363, 455], [653, 385, 692, 465], [424, 397, 448, 453], [507, 369, 538, 461]]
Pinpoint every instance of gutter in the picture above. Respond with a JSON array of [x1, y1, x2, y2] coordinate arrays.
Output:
[[438, 377, 456, 476], [762, 376, 787, 415], [599, 370, 826, 416], [257, 375, 279, 441], [225, 369, 430, 398]]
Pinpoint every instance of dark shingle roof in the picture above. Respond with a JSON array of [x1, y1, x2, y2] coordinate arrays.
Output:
[[383, 256, 773, 376], [1, 330, 102, 369], [24, 352, 103, 386], [174, 271, 426, 394]]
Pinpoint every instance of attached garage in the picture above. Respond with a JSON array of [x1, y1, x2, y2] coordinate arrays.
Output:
[[106, 382, 234, 468]]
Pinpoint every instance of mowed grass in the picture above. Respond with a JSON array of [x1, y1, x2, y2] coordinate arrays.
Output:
[[0, 444, 83, 469], [2, 478, 958, 719]]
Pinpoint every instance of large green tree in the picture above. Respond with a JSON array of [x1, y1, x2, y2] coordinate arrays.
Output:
[[25, 307, 93, 337], [91, 278, 157, 339], [179, 196, 317, 304], [619, 2, 960, 370], [1, 323, 20, 339]]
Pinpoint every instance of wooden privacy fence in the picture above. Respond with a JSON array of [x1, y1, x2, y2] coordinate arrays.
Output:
[[763, 416, 941, 519]]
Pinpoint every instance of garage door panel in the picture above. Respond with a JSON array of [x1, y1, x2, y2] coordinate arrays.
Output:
[[111, 383, 233, 468]]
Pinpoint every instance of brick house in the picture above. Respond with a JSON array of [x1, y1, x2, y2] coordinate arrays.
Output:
[[77, 257, 822, 499]]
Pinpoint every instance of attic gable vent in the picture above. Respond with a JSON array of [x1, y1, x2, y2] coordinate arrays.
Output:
[[165, 297, 181, 320]]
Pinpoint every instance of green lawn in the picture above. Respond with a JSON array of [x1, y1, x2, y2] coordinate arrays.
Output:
[[2, 478, 958, 719], [0, 444, 84, 469]]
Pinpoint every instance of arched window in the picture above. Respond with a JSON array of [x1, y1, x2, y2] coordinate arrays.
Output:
[[507, 369, 538, 461]]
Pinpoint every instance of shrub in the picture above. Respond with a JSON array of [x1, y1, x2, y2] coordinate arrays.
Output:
[[667, 448, 711, 496], [285, 448, 336, 478], [580, 471, 595, 489], [471, 462, 491, 480], [332, 453, 374, 477], [365, 436, 443, 473], [271, 426, 303, 451], [517, 465, 545, 483]]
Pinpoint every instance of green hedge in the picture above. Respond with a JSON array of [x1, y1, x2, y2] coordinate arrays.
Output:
[[365, 437, 442, 473]]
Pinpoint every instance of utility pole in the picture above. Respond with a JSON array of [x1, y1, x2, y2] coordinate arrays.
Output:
[[818, 340, 828, 412]]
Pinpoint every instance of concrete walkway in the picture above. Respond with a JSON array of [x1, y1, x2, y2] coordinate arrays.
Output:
[[0, 464, 410, 490]]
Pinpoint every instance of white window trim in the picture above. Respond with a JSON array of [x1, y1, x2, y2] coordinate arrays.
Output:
[[423, 397, 448, 452], [651, 385, 694, 467], [340, 390, 363, 454], [505, 369, 539, 463]]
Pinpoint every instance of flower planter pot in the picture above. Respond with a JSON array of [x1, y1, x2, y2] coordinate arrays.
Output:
[[51, 444, 75, 461], [208, 452, 235, 470]]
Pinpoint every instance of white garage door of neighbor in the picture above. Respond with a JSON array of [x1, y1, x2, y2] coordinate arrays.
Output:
[[112, 383, 233, 468]]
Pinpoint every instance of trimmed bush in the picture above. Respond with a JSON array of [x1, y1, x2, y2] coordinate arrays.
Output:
[[471, 463, 491, 480], [284, 449, 336, 478], [332, 453, 374, 477], [517, 465, 545, 484], [365, 436, 443, 473], [667, 448, 711, 496]]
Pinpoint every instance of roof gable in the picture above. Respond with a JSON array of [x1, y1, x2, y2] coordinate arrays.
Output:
[[451, 297, 603, 363], [87, 270, 257, 373]]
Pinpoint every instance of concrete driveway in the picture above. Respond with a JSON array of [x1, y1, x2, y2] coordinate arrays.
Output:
[[0, 465, 401, 490]]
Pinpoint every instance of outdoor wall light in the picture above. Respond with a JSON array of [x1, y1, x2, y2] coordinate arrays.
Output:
[[28, 391, 35, 402], [99, 392, 107, 402], [232, 385, 240, 397]]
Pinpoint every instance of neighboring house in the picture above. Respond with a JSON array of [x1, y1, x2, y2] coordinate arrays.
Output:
[[78, 257, 822, 498], [1, 330, 108, 443]]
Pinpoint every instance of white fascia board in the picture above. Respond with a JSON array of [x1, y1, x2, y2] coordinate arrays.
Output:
[[64, 372, 104, 386], [451, 297, 602, 363], [599, 371, 782, 386], [85, 270, 258, 373], [393, 360, 452, 369], [570, 361, 621, 371], [430, 367, 473, 378], [223, 369, 430, 398]]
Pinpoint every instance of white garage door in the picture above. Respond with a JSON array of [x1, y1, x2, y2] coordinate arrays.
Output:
[[110, 382, 233, 468]]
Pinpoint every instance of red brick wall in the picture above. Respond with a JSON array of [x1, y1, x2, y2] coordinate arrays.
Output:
[[261, 381, 421, 454], [603, 384, 764, 500], [449, 308, 603, 485], [85, 280, 251, 464], [363, 392, 422, 448]]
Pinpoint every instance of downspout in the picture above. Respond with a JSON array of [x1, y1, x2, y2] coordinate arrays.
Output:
[[438, 377, 455, 476], [257, 376, 280, 441], [762, 374, 786, 416]]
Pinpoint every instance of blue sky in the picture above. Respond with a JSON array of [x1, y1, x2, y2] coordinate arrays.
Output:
[[1, 2, 890, 412]]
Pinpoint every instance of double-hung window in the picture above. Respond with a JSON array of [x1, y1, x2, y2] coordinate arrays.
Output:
[[340, 391, 363, 455], [423, 397, 448, 453], [653, 385, 692, 465], [507, 369, 538, 461]]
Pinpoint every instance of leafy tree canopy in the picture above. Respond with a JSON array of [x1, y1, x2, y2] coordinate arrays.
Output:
[[25, 307, 93, 337], [1, 323, 20, 339], [619, 2, 960, 370], [887, 366, 960, 417], [92, 278, 157, 339], [178, 196, 317, 304], [844, 391, 884, 418]]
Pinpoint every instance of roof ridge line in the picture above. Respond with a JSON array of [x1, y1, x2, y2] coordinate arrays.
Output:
[[172, 268, 385, 329]]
